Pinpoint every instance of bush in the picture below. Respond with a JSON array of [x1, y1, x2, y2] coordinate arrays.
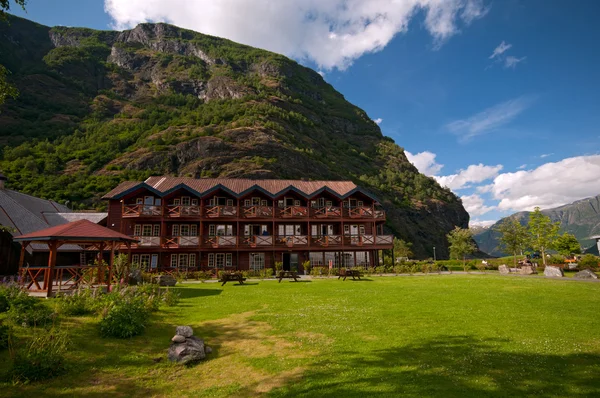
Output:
[[375, 266, 385, 275], [0, 322, 10, 349], [547, 255, 565, 265], [57, 288, 98, 316], [161, 287, 180, 307], [10, 328, 69, 382], [8, 304, 57, 328], [0, 283, 35, 313], [99, 295, 149, 338], [409, 264, 420, 275], [579, 254, 599, 270]]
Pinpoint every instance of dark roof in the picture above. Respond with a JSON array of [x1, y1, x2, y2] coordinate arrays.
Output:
[[102, 177, 378, 201], [13, 219, 137, 243], [0, 172, 7, 181]]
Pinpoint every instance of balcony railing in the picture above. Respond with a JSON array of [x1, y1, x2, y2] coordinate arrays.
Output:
[[242, 235, 274, 247], [311, 235, 343, 247], [375, 235, 393, 245], [133, 236, 161, 247], [163, 236, 200, 248], [313, 206, 342, 218], [205, 235, 237, 247], [242, 206, 274, 218], [276, 235, 309, 247], [205, 205, 237, 218], [345, 234, 375, 246], [347, 206, 374, 218], [167, 205, 201, 217], [123, 204, 162, 217], [279, 206, 309, 218]]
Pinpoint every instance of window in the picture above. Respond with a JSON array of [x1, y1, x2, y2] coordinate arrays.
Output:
[[250, 253, 265, 271], [173, 198, 181, 205], [178, 254, 189, 268], [309, 252, 324, 266], [209, 225, 216, 236], [344, 225, 350, 235], [252, 197, 260, 205], [278, 224, 301, 236], [191, 199, 198, 206], [182, 197, 190, 206], [261, 200, 268, 206], [356, 252, 369, 267], [326, 200, 333, 207], [189, 253, 197, 267], [226, 199, 234, 206], [208, 253, 214, 267], [144, 196, 154, 205], [132, 254, 140, 266], [180, 225, 190, 236], [142, 225, 152, 236], [214, 225, 233, 236], [134, 224, 141, 236], [140, 254, 151, 270], [358, 201, 364, 207], [171, 254, 178, 268], [294, 200, 301, 206], [324, 252, 340, 268], [208, 253, 232, 268], [136, 198, 143, 205], [172, 225, 180, 236], [155, 199, 162, 206], [153, 225, 160, 236], [244, 199, 251, 206], [190, 225, 198, 236]]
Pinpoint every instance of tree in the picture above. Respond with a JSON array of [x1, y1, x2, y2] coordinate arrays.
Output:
[[528, 207, 560, 266], [393, 237, 413, 260], [554, 233, 581, 256], [495, 218, 529, 267], [446, 226, 476, 268], [0, 1, 26, 109]]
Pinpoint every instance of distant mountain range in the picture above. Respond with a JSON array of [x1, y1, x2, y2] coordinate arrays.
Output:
[[473, 194, 600, 256]]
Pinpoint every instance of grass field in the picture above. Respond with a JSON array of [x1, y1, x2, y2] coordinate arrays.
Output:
[[2, 275, 600, 397]]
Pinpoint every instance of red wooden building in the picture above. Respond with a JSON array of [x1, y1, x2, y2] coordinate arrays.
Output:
[[103, 177, 393, 273]]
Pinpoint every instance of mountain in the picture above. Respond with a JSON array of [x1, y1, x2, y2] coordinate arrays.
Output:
[[473, 195, 600, 256], [0, 15, 469, 259]]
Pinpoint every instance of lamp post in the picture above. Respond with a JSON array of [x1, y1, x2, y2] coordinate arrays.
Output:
[[433, 246, 436, 262]]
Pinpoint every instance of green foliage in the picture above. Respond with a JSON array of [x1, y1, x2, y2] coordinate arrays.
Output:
[[10, 328, 70, 383], [495, 218, 529, 267], [528, 207, 560, 266], [547, 255, 565, 265], [554, 233, 582, 256], [0, 321, 9, 349], [393, 238, 413, 259], [0, 64, 18, 109], [274, 262, 283, 272], [578, 254, 599, 270], [446, 227, 476, 266], [0, 284, 56, 327], [56, 288, 99, 316], [99, 294, 149, 339], [161, 287, 180, 307]]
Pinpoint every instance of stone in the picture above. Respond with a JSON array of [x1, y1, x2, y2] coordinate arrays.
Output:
[[544, 266, 564, 278], [205, 346, 213, 354], [172, 335, 186, 343], [520, 265, 536, 275], [168, 337, 206, 364], [498, 265, 510, 275], [156, 274, 177, 286], [574, 269, 598, 279], [176, 326, 194, 338], [128, 268, 143, 285]]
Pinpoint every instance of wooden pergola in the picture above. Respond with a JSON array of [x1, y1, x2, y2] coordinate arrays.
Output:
[[13, 219, 138, 297]]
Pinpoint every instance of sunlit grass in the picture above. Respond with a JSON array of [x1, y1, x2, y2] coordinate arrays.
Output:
[[1, 275, 600, 397]]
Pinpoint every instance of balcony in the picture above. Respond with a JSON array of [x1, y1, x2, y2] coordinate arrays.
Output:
[[167, 205, 201, 218], [242, 206, 274, 218], [312, 206, 342, 218], [132, 236, 161, 247], [163, 236, 200, 248], [345, 235, 375, 246], [276, 235, 309, 248], [375, 235, 393, 245], [278, 206, 309, 218], [311, 235, 342, 247], [205, 205, 237, 218], [205, 235, 237, 248], [122, 204, 162, 218], [241, 235, 274, 247]]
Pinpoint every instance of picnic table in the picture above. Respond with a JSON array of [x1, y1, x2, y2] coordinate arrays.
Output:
[[277, 270, 299, 283], [218, 272, 246, 286], [338, 268, 361, 281]]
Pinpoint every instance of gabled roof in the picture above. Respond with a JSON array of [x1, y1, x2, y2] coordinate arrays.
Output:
[[43, 212, 108, 227], [13, 219, 137, 243], [102, 177, 379, 202]]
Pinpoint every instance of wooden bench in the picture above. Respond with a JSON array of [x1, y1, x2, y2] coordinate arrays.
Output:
[[218, 272, 246, 286], [338, 269, 361, 281], [277, 270, 299, 283]]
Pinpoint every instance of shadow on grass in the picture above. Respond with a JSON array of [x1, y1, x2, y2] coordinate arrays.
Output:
[[264, 335, 600, 397], [175, 287, 222, 299], [231, 282, 259, 286]]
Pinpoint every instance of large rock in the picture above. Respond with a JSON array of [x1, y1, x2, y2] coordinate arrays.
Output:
[[574, 269, 598, 279], [156, 274, 177, 286], [168, 327, 208, 364], [176, 326, 194, 337], [520, 265, 536, 275], [498, 265, 510, 275], [544, 266, 564, 278]]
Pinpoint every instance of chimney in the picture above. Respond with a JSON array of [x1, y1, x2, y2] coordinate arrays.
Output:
[[0, 172, 6, 190]]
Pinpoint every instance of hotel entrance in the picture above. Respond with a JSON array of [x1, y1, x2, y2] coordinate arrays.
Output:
[[282, 253, 299, 271]]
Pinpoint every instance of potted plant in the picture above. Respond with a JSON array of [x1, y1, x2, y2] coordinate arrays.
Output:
[[302, 260, 311, 275]]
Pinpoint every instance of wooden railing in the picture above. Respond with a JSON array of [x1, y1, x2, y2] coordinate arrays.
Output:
[[279, 206, 309, 218], [346, 234, 375, 246], [347, 207, 374, 218], [20, 264, 107, 292], [276, 235, 309, 247], [242, 235, 274, 247], [167, 205, 201, 217], [163, 236, 200, 248], [313, 206, 342, 218], [205, 235, 237, 247], [311, 235, 342, 247], [122, 204, 162, 217], [205, 205, 237, 218], [133, 236, 161, 247], [376, 235, 394, 245], [242, 206, 274, 218]]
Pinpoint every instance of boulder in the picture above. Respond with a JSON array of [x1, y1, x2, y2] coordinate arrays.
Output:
[[172, 335, 186, 343], [176, 326, 194, 337], [574, 269, 599, 279], [544, 266, 564, 278], [156, 274, 177, 286], [498, 265, 510, 275], [520, 265, 536, 275]]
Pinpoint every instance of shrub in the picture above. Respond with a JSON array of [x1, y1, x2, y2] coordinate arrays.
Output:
[[10, 328, 69, 382], [0, 322, 10, 349], [547, 255, 565, 265], [579, 254, 599, 270], [375, 266, 385, 275], [161, 287, 180, 307], [8, 302, 56, 328], [57, 288, 98, 316], [0, 283, 35, 313], [409, 264, 420, 275], [99, 295, 148, 338], [475, 262, 487, 273]]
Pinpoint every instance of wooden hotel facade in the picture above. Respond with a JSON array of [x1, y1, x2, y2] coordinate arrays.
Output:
[[103, 177, 393, 273]]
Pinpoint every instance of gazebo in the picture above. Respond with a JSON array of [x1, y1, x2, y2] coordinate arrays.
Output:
[[13, 219, 138, 297]]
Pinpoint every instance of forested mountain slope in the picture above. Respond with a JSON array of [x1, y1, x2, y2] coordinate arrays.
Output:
[[0, 15, 469, 258]]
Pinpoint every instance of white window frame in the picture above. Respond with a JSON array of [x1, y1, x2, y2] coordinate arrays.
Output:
[[178, 254, 189, 268], [250, 253, 265, 271], [191, 198, 198, 206], [170, 254, 178, 268], [134, 224, 141, 236], [172, 225, 180, 236], [189, 253, 197, 267], [173, 198, 181, 206], [153, 225, 160, 236], [132, 254, 140, 266]]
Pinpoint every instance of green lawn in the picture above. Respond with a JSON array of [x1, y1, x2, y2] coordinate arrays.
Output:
[[2, 275, 600, 397]]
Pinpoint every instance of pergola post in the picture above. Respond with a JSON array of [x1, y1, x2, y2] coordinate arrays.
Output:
[[97, 242, 105, 285], [107, 241, 115, 291], [45, 241, 59, 298], [18, 241, 29, 286]]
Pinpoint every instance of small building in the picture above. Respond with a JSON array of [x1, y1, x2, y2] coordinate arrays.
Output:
[[103, 177, 394, 273]]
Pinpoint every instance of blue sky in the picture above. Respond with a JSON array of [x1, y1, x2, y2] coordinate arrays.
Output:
[[9, 0, 600, 225]]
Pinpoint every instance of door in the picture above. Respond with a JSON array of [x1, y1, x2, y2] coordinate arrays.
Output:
[[282, 253, 298, 271], [283, 253, 290, 271]]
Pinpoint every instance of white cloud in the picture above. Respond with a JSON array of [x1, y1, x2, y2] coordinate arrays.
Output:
[[435, 163, 503, 190], [317, 70, 325, 77], [470, 219, 497, 228], [373, 118, 383, 125], [405, 151, 444, 176], [488, 155, 600, 212], [504, 55, 526, 69], [517, 164, 527, 170], [104, 0, 489, 70], [489, 41, 512, 59], [446, 96, 535, 141], [540, 153, 553, 158], [461, 194, 496, 216]]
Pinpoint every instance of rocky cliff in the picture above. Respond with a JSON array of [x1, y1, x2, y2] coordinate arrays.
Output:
[[0, 15, 469, 258]]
